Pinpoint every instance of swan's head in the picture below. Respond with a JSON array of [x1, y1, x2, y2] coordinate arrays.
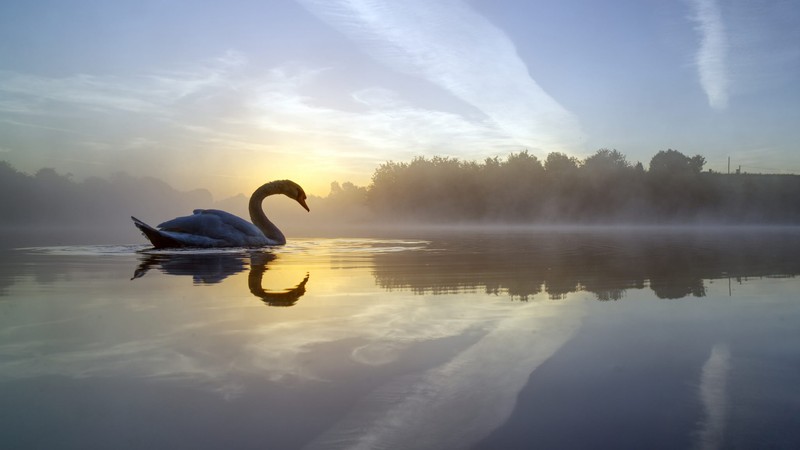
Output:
[[283, 180, 310, 212]]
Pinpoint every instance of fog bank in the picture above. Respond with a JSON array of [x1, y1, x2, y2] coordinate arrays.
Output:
[[3, 148, 800, 247]]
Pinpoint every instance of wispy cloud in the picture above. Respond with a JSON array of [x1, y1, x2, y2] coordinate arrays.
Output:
[[296, 0, 584, 151], [0, 50, 246, 117], [0, 71, 160, 115], [690, 0, 729, 110], [0, 50, 523, 195], [247, 64, 517, 166], [0, 51, 555, 192]]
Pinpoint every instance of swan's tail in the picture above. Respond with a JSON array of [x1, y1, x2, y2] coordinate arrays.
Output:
[[131, 216, 184, 249]]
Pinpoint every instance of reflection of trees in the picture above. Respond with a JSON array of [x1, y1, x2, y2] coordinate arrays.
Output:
[[649, 277, 705, 300], [0, 251, 13, 297], [372, 231, 800, 301], [132, 251, 308, 306]]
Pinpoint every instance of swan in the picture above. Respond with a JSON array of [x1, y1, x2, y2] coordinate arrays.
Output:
[[131, 179, 309, 248]]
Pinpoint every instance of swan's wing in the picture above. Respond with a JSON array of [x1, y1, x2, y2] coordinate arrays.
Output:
[[132, 216, 193, 249], [157, 209, 266, 246], [157, 212, 221, 234], [194, 209, 265, 238]]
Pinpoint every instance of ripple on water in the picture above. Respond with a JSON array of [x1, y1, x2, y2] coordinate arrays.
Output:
[[14, 238, 430, 258]]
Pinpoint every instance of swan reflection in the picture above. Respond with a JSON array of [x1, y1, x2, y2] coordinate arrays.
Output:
[[247, 252, 309, 307], [132, 250, 309, 306]]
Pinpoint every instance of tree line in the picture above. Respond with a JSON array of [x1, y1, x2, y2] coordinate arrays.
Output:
[[365, 149, 800, 223], [2, 146, 799, 242]]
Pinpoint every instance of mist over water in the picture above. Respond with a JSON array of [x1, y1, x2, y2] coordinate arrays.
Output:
[[3, 151, 800, 249]]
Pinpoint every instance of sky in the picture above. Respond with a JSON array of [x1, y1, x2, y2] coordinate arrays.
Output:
[[0, 0, 798, 198]]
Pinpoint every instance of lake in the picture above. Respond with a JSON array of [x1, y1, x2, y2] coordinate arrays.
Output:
[[1, 228, 799, 449]]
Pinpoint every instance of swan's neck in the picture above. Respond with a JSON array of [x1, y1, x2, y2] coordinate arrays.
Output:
[[249, 182, 286, 245]]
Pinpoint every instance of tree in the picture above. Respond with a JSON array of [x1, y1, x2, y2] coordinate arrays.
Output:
[[582, 148, 630, 173], [649, 149, 705, 175], [689, 155, 706, 173], [503, 150, 544, 176], [544, 152, 580, 173]]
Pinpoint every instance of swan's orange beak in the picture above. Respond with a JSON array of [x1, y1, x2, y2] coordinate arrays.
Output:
[[298, 197, 310, 212]]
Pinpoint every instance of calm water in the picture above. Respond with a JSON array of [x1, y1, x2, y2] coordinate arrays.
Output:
[[1, 229, 799, 449]]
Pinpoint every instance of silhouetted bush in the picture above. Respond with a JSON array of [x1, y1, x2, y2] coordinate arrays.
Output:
[[649, 149, 705, 175]]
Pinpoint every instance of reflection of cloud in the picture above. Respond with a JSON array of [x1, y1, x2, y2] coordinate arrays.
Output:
[[690, 0, 729, 109], [0, 334, 238, 398], [695, 343, 730, 450], [351, 342, 401, 366], [304, 299, 582, 450], [231, 288, 584, 449], [296, 0, 583, 151], [0, 290, 582, 415], [0, 240, 582, 450]]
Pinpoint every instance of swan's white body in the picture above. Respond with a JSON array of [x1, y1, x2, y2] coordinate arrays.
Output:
[[132, 180, 308, 249]]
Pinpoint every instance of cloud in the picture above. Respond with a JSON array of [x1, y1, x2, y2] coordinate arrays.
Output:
[[0, 51, 246, 117], [0, 53, 544, 184], [0, 118, 91, 136], [296, 0, 584, 151], [690, 0, 729, 109], [1, 33, 579, 194], [0, 71, 163, 115], [245, 64, 521, 167]]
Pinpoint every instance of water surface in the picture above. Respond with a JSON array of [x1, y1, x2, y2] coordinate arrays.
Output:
[[1, 229, 799, 449]]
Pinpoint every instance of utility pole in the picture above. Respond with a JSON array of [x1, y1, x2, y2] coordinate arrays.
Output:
[[727, 156, 730, 175]]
